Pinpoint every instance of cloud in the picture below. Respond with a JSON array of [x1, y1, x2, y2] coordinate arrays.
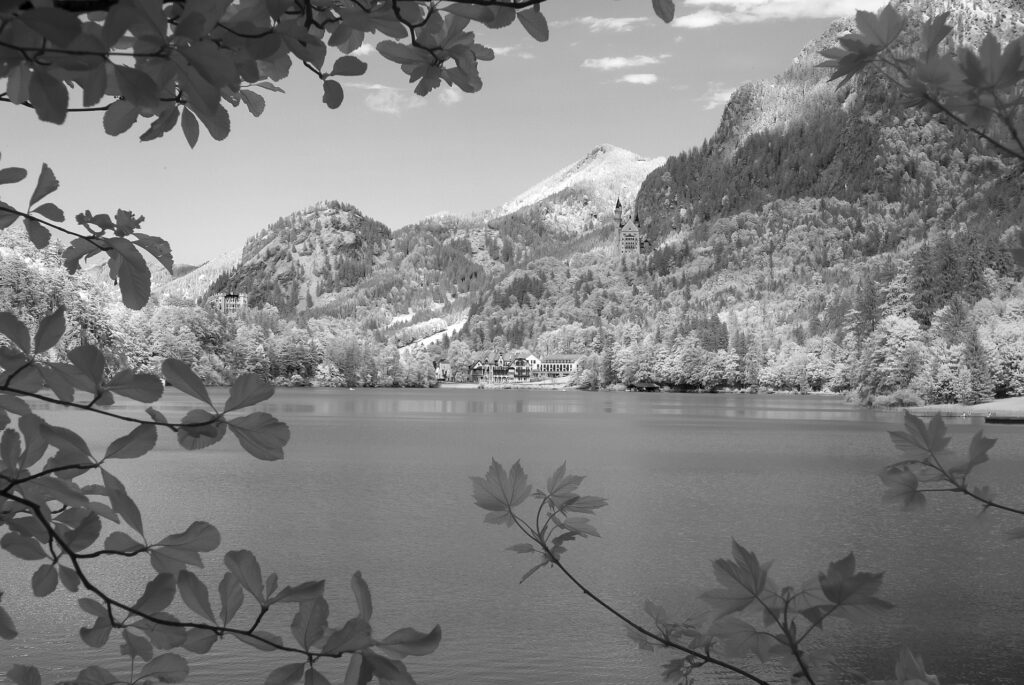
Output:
[[699, 82, 736, 109], [350, 84, 427, 115], [349, 43, 376, 58], [490, 45, 535, 59], [618, 73, 658, 85], [438, 88, 464, 106], [582, 55, 662, 70], [578, 16, 648, 32], [672, 0, 864, 28]]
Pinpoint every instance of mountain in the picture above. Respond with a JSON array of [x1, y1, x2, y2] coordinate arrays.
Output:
[[493, 143, 665, 230], [9, 0, 1024, 401]]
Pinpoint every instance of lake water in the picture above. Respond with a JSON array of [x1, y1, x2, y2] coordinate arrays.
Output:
[[3, 389, 1024, 684]]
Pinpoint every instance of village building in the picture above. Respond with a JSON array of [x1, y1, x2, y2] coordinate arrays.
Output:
[[469, 352, 543, 383], [538, 354, 583, 378]]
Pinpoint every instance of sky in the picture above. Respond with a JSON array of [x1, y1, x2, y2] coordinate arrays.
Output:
[[1, 0, 877, 266]]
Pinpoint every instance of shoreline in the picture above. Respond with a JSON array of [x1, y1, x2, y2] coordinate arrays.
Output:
[[901, 396, 1024, 419]]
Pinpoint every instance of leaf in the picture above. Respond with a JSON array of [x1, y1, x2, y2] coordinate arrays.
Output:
[[177, 409, 225, 450], [517, 6, 548, 42], [59, 565, 81, 592], [879, 465, 926, 510], [138, 613, 188, 650], [234, 630, 284, 651], [507, 543, 536, 554], [0, 607, 17, 640], [180, 106, 201, 148], [228, 412, 290, 460], [224, 549, 265, 603], [225, 373, 275, 412], [889, 412, 950, 459], [68, 344, 106, 387], [323, 617, 372, 655], [22, 218, 49, 249], [133, 573, 177, 615], [133, 233, 174, 273], [361, 652, 413, 684], [104, 424, 158, 460], [709, 615, 783, 662], [0, 203, 20, 230], [322, 79, 344, 109], [342, 653, 372, 685], [182, 627, 218, 654], [178, 571, 216, 622], [121, 629, 153, 662], [0, 166, 28, 185], [108, 237, 152, 309], [240, 90, 266, 117], [265, 663, 306, 685], [331, 55, 367, 77], [699, 540, 771, 619], [894, 647, 937, 683], [272, 580, 325, 604], [74, 665, 120, 685], [105, 369, 164, 403], [0, 312, 31, 353], [6, 665, 40, 685], [290, 597, 329, 649], [33, 307, 65, 354], [519, 559, 548, 583], [1, 533, 47, 561], [19, 7, 82, 45], [80, 615, 112, 648], [139, 653, 189, 683], [32, 202, 63, 222], [652, 0, 675, 23], [29, 163, 59, 206], [105, 531, 145, 554], [162, 358, 212, 405], [31, 564, 58, 597], [103, 469, 144, 534], [351, 570, 372, 621], [157, 520, 220, 553], [817, 553, 893, 622], [470, 459, 532, 526], [218, 572, 244, 625], [378, 624, 442, 658], [192, 103, 231, 141], [305, 669, 331, 685]]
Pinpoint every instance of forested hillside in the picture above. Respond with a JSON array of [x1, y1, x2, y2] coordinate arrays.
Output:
[[2, 0, 1023, 404]]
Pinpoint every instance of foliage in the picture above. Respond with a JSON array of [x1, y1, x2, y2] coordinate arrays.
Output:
[[819, 5, 1024, 166]]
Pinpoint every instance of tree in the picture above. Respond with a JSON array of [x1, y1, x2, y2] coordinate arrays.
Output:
[[1, 1, 689, 683]]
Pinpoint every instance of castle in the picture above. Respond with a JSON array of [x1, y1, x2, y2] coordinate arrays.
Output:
[[614, 198, 644, 256]]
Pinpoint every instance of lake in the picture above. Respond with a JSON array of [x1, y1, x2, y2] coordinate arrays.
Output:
[[3, 389, 1023, 684]]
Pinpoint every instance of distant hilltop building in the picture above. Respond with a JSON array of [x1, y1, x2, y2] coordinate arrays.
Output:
[[614, 197, 646, 256], [210, 291, 246, 316]]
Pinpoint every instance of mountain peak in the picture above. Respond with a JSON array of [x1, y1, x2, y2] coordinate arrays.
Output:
[[495, 144, 665, 219]]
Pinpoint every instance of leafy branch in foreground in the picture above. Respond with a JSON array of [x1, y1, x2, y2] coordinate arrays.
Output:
[[820, 4, 1024, 166], [881, 412, 1024, 536], [0, 307, 440, 685], [472, 461, 913, 685]]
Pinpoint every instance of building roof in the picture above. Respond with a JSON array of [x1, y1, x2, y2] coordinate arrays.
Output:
[[541, 354, 584, 363]]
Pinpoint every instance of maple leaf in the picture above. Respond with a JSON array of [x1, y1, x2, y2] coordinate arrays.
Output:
[[700, 541, 771, 619], [470, 459, 532, 526]]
